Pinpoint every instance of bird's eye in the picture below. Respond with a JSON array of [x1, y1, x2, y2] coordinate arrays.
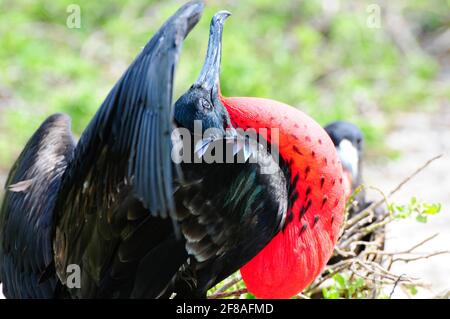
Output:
[[199, 98, 212, 110]]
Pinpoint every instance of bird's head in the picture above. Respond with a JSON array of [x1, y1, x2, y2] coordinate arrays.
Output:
[[324, 121, 363, 191], [174, 11, 232, 137]]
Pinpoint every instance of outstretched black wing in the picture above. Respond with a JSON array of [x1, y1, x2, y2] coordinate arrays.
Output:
[[0, 114, 75, 298], [53, 1, 204, 298]]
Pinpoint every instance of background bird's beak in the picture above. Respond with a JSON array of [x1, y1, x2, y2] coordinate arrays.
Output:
[[337, 139, 359, 182], [194, 11, 231, 96]]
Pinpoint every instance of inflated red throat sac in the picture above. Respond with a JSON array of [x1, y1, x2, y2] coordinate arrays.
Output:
[[222, 96, 346, 299]]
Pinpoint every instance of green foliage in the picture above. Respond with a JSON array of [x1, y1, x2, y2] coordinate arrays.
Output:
[[322, 274, 367, 299], [408, 285, 418, 296], [389, 197, 442, 223], [345, 184, 364, 211], [0, 0, 448, 171]]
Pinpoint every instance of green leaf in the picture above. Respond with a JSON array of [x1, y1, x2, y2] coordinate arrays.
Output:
[[416, 214, 428, 223], [409, 286, 418, 296], [322, 287, 330, 299], [333, 273, 347, 289], [423, 203, 441, 215]]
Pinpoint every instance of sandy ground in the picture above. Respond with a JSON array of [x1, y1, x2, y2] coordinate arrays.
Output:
[[0, 109, 449, 299], [365, 108, 450, 298]]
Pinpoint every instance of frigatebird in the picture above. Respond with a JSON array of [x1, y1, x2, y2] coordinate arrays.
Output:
[[0, 2, 346, 299], [324, 121, 386, 266], [325, 121, 366, 213]]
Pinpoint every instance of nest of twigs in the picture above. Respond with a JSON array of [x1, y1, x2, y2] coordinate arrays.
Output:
[[207, 155, 448, 299]]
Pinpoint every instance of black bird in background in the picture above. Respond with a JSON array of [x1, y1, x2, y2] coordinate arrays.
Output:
[[0, 2, 287, 298], [324, 121, 385, 265], [324, 121, 368, 217]]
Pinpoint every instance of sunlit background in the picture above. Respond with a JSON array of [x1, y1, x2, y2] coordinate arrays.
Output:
[[0, 0, 449, 298]]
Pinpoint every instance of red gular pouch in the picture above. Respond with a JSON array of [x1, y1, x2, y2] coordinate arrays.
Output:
[[222, 96, 346, 299]]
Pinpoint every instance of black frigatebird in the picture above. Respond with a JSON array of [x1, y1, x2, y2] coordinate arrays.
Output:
[[0, 2, 347, 299], [325, 120, 366, 213], [324, 121, 385, 266]]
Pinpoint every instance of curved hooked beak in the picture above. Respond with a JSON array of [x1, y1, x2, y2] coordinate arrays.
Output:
[[193, 11, 255, 160], [194, 11, 231, 96]]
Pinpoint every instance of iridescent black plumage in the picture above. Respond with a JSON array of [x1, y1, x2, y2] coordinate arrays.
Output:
[[0, 2, 288, 299]]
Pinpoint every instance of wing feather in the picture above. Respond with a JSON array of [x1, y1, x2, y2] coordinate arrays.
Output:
[[0, 114, 75, 298], [53, 1, 204, 298]]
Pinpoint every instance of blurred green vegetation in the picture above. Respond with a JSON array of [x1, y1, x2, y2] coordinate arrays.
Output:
[[0, 0, 449, 171]]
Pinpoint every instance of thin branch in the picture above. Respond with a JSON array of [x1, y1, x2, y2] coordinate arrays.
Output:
[[208, 288, 248, 299], [390, 274, 407, 298], [404, 233, 440, 253], [374, 233, 440, 256], [373, 154, 443, 210], [209, 275, 242, 297], [392, 251, 449, 263]]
